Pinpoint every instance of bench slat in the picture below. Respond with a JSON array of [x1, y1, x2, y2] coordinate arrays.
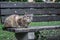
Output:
[[1, 15, 60, 23], [0, 2, 60, 8], [2, 25, 60, 32], [1, 9, 60, 15]]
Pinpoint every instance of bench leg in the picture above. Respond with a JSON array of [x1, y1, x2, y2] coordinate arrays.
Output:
[[15, 32, 35, 40]]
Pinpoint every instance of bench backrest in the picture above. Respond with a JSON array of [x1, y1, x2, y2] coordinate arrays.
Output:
[[0, 2, 60, 23]]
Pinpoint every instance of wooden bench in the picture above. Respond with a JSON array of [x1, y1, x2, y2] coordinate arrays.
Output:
[[0, 2, 60, 40]]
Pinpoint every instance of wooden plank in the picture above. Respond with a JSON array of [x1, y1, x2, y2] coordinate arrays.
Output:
[[0, 2, 60, 8], [1, 9, 60, 15], [1, 15, 60, 23], [2, 25, 60, 32]]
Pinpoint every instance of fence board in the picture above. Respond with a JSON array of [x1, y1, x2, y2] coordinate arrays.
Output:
[[1, 9, 60, 15], [0, 2, 60, 8], [1, 15, 60, 23]]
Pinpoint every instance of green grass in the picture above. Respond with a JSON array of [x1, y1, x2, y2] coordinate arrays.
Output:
[[0, 23, 15, 40], [0, 21, 60, 40], [29, 21, 60, 26]]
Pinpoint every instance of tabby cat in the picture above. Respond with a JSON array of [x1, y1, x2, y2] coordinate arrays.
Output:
[[4, 13, 33, 28]]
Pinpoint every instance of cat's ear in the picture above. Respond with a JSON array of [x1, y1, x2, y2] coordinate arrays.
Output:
[[24, 12, 33, 17]]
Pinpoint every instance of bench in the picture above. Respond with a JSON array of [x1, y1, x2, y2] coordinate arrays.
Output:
[[0, 2, 60, 40]]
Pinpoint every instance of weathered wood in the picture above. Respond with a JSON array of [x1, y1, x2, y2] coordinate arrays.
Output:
[[2, 25, 60, 33], [0, 2, 60, 8], [1, 9, 60, 15], [1, 15, 60, 23]]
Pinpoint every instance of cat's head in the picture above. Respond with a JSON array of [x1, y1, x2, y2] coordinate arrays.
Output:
[[17, 13, 33, 27], [23, 13, 33, 23]]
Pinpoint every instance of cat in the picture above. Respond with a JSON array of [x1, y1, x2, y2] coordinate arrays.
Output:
[[4, 13, 33, 28]]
